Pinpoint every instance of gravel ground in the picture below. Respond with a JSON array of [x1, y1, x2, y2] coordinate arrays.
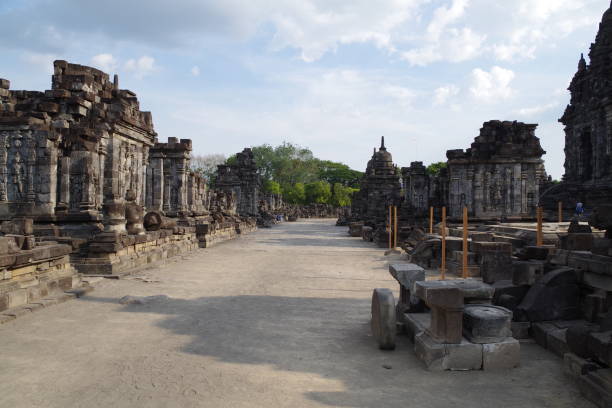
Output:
[[0, 219, 593, 408]]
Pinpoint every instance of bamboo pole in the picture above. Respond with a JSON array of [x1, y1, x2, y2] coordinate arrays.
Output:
[[558, 201, 563, 223], [388, 206, 392, 250], [441, 206, 446, 280], [462, 206, 468, 279], [429, 206, 434, 234], [536, 206, 543, 247], [393, 206, 398, 249]]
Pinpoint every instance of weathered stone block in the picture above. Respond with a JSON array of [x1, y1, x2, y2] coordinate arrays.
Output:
[[511, 321, 531, 339], [577, 369, 612, 408], [415, 332, 483, 371], [482, 337, 520, 370], [515, 268, 580, 322], [564, 352, 599, 378], [463, 304, 512, 344], [588, 331, 612, 366], [416, 281, 464, 344], [512, 260, 544, 286], [371, 288, 396, 350]]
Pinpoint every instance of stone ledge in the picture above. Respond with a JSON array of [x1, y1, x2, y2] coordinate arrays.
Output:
[[0, 287, 93, 324]]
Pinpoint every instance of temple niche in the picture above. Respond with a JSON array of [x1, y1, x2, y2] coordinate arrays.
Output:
[[445, 121, 547, 221]]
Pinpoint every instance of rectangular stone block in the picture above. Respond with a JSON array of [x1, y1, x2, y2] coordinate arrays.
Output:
[[577, 369, 612, 408], [512, 261, 544, 286], [415, 332, 483, 371], [511, 321, 531, 339], [564, 352, 599, 378], [482, 337, 520, 370]]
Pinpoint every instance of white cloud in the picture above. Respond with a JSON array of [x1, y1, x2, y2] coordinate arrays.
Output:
[[469, 66, 515, 101], [427, 0, 470, 40], [267, 0, 426, 62], [190, 65, 200, 76], [514, 101, 560, 117], [433, 84, 460, 105], [402, 27, 486, 66], [124, 56, 156, 79], [22, 52, 57, 74], [90, 53, 118, 73], [400, 1, 485, 66]]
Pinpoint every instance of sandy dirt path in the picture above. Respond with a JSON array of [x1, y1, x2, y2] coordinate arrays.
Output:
[[0, 219, 593, 408]]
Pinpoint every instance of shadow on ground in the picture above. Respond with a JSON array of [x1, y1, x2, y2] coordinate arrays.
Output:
[[81, 293, 587, 408]]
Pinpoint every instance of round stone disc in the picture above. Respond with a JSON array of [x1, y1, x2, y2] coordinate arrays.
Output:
[[371, 288, 397, 350]]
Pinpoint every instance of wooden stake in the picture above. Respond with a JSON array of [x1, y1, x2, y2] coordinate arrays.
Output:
[[558, 201, 563, 223], [441, 206, 446, 280], [536, 206, 543, 247], [462, 206, 468, 279], [388, 206, 392, 250], [393, 206, 398, 249], [429, 206, 434, 234]]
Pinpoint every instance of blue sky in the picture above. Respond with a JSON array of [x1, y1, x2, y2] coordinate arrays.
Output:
[[1, 0, 610, 179]]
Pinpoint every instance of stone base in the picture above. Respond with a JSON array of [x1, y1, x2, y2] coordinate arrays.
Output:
[[405, 312, 430, 342], [198, 221, 256, 248], [415, 332, 483, 371], [73, 230, 198, 275], [199, 226, 238, 248], [0, 250, 79, 313], [577, 369, 612, 408], [414, 331, 520, 371]]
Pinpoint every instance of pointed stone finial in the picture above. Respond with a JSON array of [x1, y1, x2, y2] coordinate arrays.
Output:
[[380, 136, 386, 150], [113, 74, 119, 91], [578, 53, 587, 71]]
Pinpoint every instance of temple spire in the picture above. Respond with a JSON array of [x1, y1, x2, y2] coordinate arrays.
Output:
[[578, 53, 587, 71], [380, 136, 386, 150]]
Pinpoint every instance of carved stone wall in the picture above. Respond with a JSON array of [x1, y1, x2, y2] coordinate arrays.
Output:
[[402, 161, 430, 216], [446, 121, 547, 220], [216, 148, 261, 217], [146, 138, 191, 217], [557, 3, 612, 206], [0, 61, 156, 235]]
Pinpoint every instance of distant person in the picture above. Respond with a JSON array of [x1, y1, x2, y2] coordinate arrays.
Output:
[[575, 202, 584, 218]]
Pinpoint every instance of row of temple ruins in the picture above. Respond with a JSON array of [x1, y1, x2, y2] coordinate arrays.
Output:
[[0, 59, 341, 316], [346, 5, 612, 406]]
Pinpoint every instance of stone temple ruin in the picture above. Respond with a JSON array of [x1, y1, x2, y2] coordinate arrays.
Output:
[[357, 4, 612, 405], [0, 60, 262, 313]]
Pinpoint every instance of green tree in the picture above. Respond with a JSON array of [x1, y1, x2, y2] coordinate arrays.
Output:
[[263, 180, 281, 195], [331, 183, 358, 207], [426, 161, 447, 177], [316, 160, 363, 188], [283, 183, 306, 204], [305, 181, 332, 204]]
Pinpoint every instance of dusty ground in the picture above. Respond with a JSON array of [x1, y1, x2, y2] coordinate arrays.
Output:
[[0, 219, 593, 408]]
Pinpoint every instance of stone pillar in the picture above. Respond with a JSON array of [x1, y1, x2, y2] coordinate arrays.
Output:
[[415, 281, 464, 344]]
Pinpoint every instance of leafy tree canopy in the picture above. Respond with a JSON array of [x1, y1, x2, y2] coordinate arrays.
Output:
[[225, 142, 364, 206], [426, 161, 447, 177]]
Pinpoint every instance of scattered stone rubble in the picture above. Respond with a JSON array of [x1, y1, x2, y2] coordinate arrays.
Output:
[[360, 4, 612, 404]]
